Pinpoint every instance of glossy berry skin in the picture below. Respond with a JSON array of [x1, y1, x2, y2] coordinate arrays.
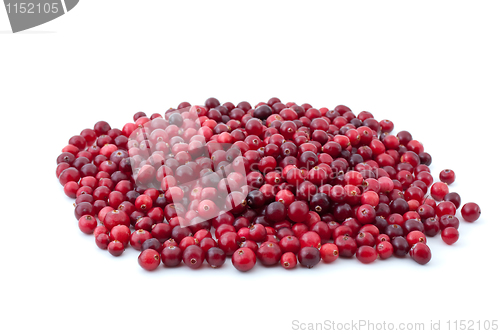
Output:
[[135, 194, 153, 211], [441, 227, 459, 245], [435, 201, 457, 217], [257, 242, 282, 266], [103, 210, 130, 231], [183, 245, 204, 269], [95, 233, 110, 250], [409, 243, 432, 265], [280, 252, 297, 269], [356, 204, 376, 225], [279, 236, 301, 254], [298, 247, 321, 268], [300, 231, 322, 249], [107, 240, 125, 256], [138, 249, 161, 271], [376, 241, 393, 260], [130, 229, 152, 250], [406, 231, 427, 247], [110, 225, 131, 245], [356, 246, 377, 264], [439, 169, 456, 185], [320, 244, 339, 263], [206, 247, 226, 268], [160, 246, 183, 267], [218, 232, 240, 256], [461, 202, 481, 222], [335, 235, 357, 258], [287, 201, 309, 223], [423, 217, 440, 237], [78, 215, 97, 234], [430, 182, 449, 202], [232, 247, 257, 272], [439, 215, 459, 230], [391, 236, 410, 258]]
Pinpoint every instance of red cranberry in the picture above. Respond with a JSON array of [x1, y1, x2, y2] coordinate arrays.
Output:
[[298, 247, 321, 268], [232, 247, 257, 272], [141, 238, 162, 252], [257, 242, 282, 266], [103, 210, 130, 230], [110, 225, 131, 245], [280, 252, 297, 269], [130, 229, 152, 250], [356, 246, 377, 264], [138, 249, 161, 271], [461, 202, 481, 222], [183, 245, 204, 269], [423, 217, 440, 237], [206, 247, 226, 268], [409, 243, 431, 265], [335, 235, 357, 258], [287, 201, 309, 223], [439, 169, 456, 185], [439, 215, 459, 230], [78, 215, 97, 234], [107, 240, 125, 256], [320, 244, 339, 263], [376, 241, 393, 259], [161, 246, 183, 267], [218, 232, 240, 255], [430, 182, 449, 201], [441, 227, 459, 245], [391, 236, 410, 257], [406, 231, 426, 247]]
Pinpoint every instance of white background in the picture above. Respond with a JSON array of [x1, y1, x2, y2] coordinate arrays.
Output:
[[1, 1, 499, 333]]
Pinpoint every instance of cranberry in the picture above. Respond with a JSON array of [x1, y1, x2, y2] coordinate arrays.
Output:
[[409, 243, 432, 265], [110, 225, 131, 245], [441, 227, 459, 245], [439, 169, 456, 185], [439, 215, 459, 230], [391, 236, 410, 257], [265, 202, 287, 222], [461, 202, 481, 222], [141, 238, 162, 252], [443, 192, 461, 208], [298, 247, 321, 268], [257, 242, 282, 266], [232, 247, 257, 272], [355, 232, 376, 247], [436, 201, 457, 217], [161, 246, 183, 267], [320, 244, 339, 263], [206, 247, 226, 268], [183, 245, 204, 269], [138, 249, 161, 271], [287, 201, 309, 223], [280, 252, 298, 269], [218, 232, 240, 255], [376, 241, 393, 259], [430, 182, 449, 201], [78, 215, 97, 234], [279, 236, 301, 254], [130, 229, 152, 250], [356, 246, 377, 264], [356, 204, 376, 224], [423, 217, 440, 237], [103, 210, 130, 230], [335, 235, 357, 258], [108, 240, 125, 256], [406, 231, 426, 247]]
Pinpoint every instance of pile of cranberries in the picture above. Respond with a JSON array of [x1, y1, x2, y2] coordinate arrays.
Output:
[[56, 97, 482, 271]]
